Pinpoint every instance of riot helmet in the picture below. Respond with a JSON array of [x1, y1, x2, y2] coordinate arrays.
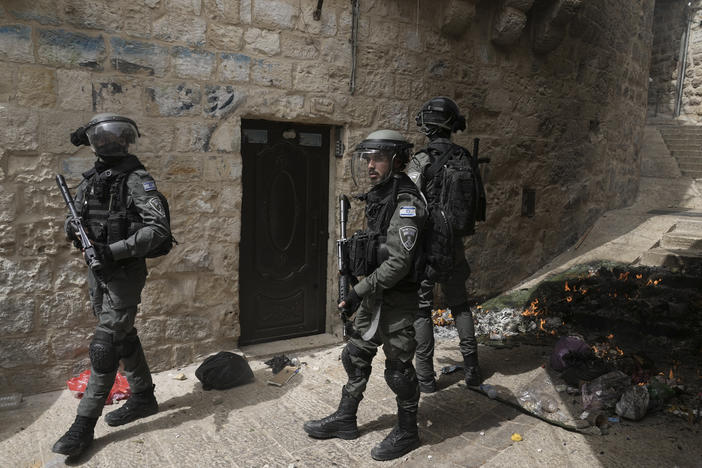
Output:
[[415, 96, 466, 138], [70, 113, 140, 160], [350, 129, 413, 193]]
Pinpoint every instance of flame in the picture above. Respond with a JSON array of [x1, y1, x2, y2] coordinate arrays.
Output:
[[615, 346, 624, 355], [619, 272, 629, 281], [607, 334, 614, 340], [566, 296, 573, 303], [636, 274, 642, 279], [522, 298, 541, 317], [564, 281, 571, 291], [669, 368, 674, 380], [539, 318, 546, 333], [646, 278, 663, 286]]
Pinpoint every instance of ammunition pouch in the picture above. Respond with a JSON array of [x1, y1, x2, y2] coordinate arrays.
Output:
[[348, 231, 387, 277]]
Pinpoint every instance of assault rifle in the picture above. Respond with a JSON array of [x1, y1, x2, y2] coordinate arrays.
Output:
[[336, 194, 356, 338], [56, 174, 103, 276]]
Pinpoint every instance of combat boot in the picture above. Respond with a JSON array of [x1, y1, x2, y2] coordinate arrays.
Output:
[[104, 384, 158, 427], [51, 415, 98, 457], [370, 407, 420, 461], [463, 354, 482, 387], [303, 388, 360, 440]]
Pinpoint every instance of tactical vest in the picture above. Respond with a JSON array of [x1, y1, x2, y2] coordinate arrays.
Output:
[[347, 173, 422, 278], [80, 157, 146, 246]]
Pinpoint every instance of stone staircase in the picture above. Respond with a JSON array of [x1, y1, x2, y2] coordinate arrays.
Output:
[[640, 218, 702, 273], [657, 123, 702, 179]]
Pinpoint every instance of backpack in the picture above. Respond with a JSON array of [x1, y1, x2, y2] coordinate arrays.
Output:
[[416, 139, 488, 282], [195, 351, 255, 390]]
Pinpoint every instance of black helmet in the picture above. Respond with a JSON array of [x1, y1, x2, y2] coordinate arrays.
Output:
[[70, 113, 140, 160], [415, 96, 466, 138], [350, 129, 413, 192]]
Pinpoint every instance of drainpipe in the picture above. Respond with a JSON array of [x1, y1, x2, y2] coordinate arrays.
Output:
[[674, 3, 693, 118]]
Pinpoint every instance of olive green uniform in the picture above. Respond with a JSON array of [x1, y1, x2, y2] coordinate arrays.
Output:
[[406, 140, 477, 386], [343, 174, 427, 413], [66, 160, 170, 418]]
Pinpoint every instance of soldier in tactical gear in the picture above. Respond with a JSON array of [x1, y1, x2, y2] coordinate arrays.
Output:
[[303, 130, 427, 461], [52, 113, 171, 458], [408, 97, 483, 393]]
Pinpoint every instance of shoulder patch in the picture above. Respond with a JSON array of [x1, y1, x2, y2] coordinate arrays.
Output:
[[148, 197, 165, 217], [399, 206, 416, 218], [399, 226, 418, 252], [143, 180, 157, 192]]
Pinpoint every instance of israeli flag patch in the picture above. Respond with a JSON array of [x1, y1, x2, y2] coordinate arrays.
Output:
[[143, 180, 157, 192], [399, 206, 416, 218]]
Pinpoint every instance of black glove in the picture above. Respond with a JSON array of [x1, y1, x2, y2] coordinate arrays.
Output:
[[70, 126, 89, 147], [66, 220, 81, 249], [92, 242, 114, 265], [340, 287, 362, 318]]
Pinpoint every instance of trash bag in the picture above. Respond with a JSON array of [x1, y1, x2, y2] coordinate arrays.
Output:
[[550, 335, 592, 372], [581, 370, 631, 411], [616, 385, 649, 421], [264, 355, 293, 374], [195, 351, 254, 390], [67, 369, 130, 404]]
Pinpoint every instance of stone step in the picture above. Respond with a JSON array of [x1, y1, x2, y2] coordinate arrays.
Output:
[[638, 247, 702, 269], [679, 162, 702, 173], [673, 219, 702, 232], [658, 127, 702, 134], [680, 169, 702, 178], [641, 159, 682, 178], [671, 150, 702, 158], [662, 137, 702, 144], [665, 143, 702, 151], [661, 233, 702, 250]]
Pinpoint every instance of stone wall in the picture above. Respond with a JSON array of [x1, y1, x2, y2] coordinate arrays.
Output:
[[0, 0, 654, 395]]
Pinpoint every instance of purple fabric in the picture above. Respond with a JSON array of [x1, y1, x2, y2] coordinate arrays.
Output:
[[550, 335, 591, 371]]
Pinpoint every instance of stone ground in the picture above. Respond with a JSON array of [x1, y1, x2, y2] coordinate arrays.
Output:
[[1, 337, 701, 468], [2, 132, 702, 467]]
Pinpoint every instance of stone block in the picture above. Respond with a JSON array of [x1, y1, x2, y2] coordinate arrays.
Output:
[[165, 316, 212, 340], [293, 62, 330, 92], [0, 337, 49, 368], [153, 13, 207, 46], [252, 0, 297, 30], [311, 97, 334, 115], [173, 46, 216, 79], [207, 23, 244, 50], [441, 0, 476, 38], [203, 153, 243, 181], [0, 64, 16, 103], [161, 154, 204, 181], [6, 0, 61, 25], [37, 29, 106, 70], [57, 69, 93, 111], [14, 66, 55, 108], [204, 0, 240, 23], [0, 223, 15, 254], [19, 222, 59, 257], [142, 277, 197, 311], [138, 120, 176, 155], [121, 4, 154, 39], [172, 343, 195, 366], [491, 6, 528, 46], [296, 0, 337, 37], [205, 85, 245, 119], [0, 104, 39, 151], [241, 0, 252, 23], [91, 79, 143, 114], [194, 274, 235, 306], [61, 154, 95, 181], [251, 59, 293, 88], [50, 329, 91, 361], [281, 33, 319, 59], [146, 83, 203, 117], [0, 25, 33, 63], [220, 53, 251, 82], [395, 75, 412, 100], [356, 70, 394, 97], [168, 0, 202, 15], [368, 19, 401, 47], [376, 100, 409, 130], [138, 318, 165, 348], [210, 118, 242, 152], [63, 1, 124, 33], [244, 27, 281, 56], [110, 38, 170, 77], [174, 121, 215, 152], [0, 189, 16, 223]]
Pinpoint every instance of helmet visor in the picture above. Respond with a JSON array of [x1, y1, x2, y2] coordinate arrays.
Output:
[[86, 121, 138, 158], [350, 148, 393, 192]]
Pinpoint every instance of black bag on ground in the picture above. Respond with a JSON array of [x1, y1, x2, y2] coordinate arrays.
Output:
[[195, 351, 254, 390]]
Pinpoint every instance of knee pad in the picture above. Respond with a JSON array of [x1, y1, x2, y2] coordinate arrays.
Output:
[[89, 330, 119, 374], [342, 343, 373, 380], [384, 360, 418, 401]]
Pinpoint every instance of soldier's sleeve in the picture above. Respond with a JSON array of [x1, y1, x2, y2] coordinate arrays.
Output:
[[109, 170, 171, 260], [406, 152, 429, 191], [354, 192, 427, 297], [64, 180, 87, 237]]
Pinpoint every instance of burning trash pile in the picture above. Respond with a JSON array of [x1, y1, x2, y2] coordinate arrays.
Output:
[[461, 263, 702, 427]]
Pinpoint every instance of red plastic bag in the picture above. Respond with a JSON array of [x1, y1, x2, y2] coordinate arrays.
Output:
[[67, 370, 131, 405]]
